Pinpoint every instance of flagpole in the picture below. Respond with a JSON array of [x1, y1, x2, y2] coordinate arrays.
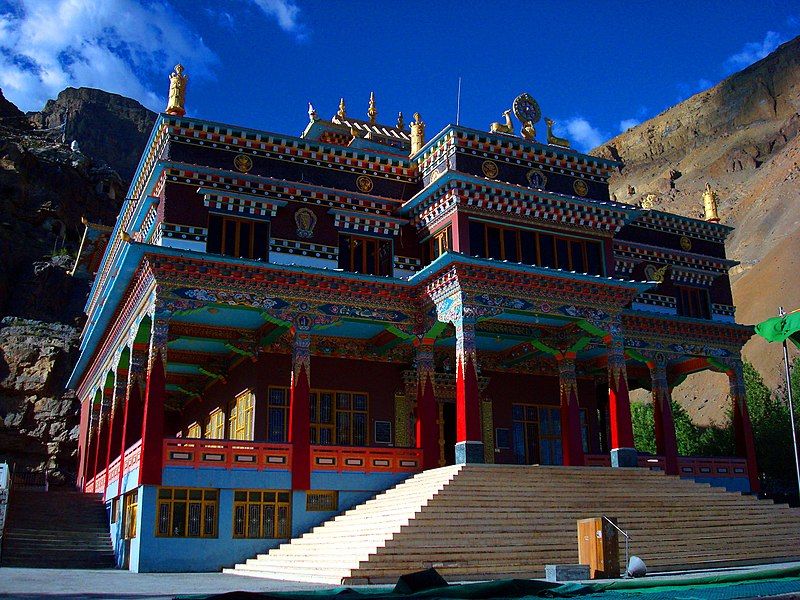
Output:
[[779, 306, 800, 499]]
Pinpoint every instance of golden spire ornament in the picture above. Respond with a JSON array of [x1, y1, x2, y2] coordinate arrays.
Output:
[[165, 64, 188, 117], [337, 98, 347, 119], [703, 182, 720, 222], [308, 102, 318, 122], [410, 112, 425, 155], [368, 91, 377, 123], [397, 111, 404, 129]]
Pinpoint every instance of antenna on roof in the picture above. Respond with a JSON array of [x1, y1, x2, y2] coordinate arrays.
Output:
[[456, 76, 462, 126]]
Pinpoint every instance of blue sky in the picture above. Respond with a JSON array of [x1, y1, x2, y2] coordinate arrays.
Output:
[[1, 1, 798, 151]]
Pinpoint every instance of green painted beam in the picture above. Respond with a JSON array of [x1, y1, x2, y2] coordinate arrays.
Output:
[[568, 336, 593, 354], [531, 339, 560, 356], [577, 319, 607, 338], [225, 342, 255, 357], [198, 367, 224, 381]]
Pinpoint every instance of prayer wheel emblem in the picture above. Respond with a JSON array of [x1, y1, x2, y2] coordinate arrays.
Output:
[[234, 153, 253, 173], [356, 175, 374, 193], [573, 179, 588, 196], [481, 160, 499, 179]]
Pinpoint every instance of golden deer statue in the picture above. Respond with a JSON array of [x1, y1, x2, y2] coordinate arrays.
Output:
[[490, 109, 514, 135], [545, 118, 571, 148]]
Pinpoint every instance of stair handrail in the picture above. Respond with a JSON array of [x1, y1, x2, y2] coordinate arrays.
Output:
[[602, 515, 631, 576], [0, 462, 10, 559]]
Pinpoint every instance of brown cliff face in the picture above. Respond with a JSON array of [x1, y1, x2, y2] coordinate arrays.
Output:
[[30, 87, 156, 182], [0, 88, 152, 483], [592, 36, 800, 425]]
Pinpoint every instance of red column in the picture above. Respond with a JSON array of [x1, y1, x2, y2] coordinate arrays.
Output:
[[92, 416, 108, 490], [649, 360, 678, 476], [728, 363, 760, 492], [289, 329, 311, 490], [103, 374, 126, 495], [77, 398, 91, 488], [557, 354, 585, 466], [139, 318, 168, 486], [607, 337, 636, 467], [415, 343, 439, 470], [454, 318, 483, 463]]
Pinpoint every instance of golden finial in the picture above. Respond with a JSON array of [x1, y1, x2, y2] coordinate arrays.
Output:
[[368, 91, 377, 123], [545, 118, 571, 148], [703, 182, 720, 222], [641, 193, 657, 210], [410, 112, 425, 156], [308, 102, 318, 122], [397, 111, 404, 129], [165, 64, 188, 117], [337, 97, 346, 119], [120, 230, 132, 243]]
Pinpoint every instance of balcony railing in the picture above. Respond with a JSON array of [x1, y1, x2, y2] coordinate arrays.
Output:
[[585, 453, 748, 478], [162, 438, 423, 474]]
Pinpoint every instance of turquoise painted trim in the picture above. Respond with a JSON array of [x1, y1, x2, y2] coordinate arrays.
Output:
[[397, 169, 641, 218], [412, 123, 622, 169], [68, 245, 653, 390], [622, 308, 754, 334], [328, 207, 409, 225]]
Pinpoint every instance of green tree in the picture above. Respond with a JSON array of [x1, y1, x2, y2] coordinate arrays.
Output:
[[632, 401, 656, 454], [631, 399, 731, 456]]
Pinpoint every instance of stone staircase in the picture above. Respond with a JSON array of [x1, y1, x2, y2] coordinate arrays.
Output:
[[1, 489, 115, 568], [226, 464, 800, 584]]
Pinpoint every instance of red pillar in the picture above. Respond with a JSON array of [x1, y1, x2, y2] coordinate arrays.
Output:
[[139, 350, 166, 486], [607, 338, 636, 467], [118, 377, 142, 496], [415, 343, 439, 470], [454, 318, 483, 463], [649, 360, 679, 476], [289, 329, 311, 490], [557, 354, 585, 466], [77, 398, 91, 489], [728, 364, 760, 492]]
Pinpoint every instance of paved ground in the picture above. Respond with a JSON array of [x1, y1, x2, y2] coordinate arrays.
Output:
[[0, 569, 340, 599], [1, 562, 799, 600]]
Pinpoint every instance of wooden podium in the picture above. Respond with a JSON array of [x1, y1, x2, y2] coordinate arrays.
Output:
[[577, 517, 620, 579]]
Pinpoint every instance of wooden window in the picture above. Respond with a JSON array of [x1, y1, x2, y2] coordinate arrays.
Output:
[[468, 220, 604, 275], [204, 409, 225, 440], [110, 497, 119, 523], [156, 488, 218, 538], [335, 392, 368, 446], [306, 490, 338, 511], [338, 234, 392, 275], [233, 490, 291, 539], [228, 390, 254, 441], [123, 491, 138, 539], [423, 225, 452, 264], [676, 286, 711, 319], [267, 387, 289, 443], [186, 422, 201, 439], [207, 214, 269, 261], [274, 386, 369, 447], [309, 391, 335, 445]]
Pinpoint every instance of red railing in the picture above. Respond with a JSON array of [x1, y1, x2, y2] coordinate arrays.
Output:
[[585, 454, 748, 478], [161, 438, 423, 474], [84, 440, 141, 493], [310, 445, 422, 473], [163, 438, 292, 470]]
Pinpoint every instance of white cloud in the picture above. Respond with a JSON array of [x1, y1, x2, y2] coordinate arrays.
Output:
[[251, 0, 307, 40], [553, 117, 608, 152], [724, 31, 785, 72], [0, 0, 218, 112], [619, 118, 640, 132]]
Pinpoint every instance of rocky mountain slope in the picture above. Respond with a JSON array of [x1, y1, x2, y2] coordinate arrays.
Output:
[[593, 35, 800, 425], [0, 88, 155, 483]]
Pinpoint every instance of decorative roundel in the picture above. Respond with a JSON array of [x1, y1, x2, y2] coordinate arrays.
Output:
[[680, 235, 692, 251], [234, 153, 253, 173], [356, 175, 373, 192], [573, 178, 588, 196], [512, 93, 541, 125], [526, 168, 547, 189], [482, 160, 499, 178]]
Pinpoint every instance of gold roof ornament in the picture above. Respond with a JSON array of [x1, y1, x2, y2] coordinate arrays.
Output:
[[368, 91, 377, 123], [489, 109, 514, 135], [119, 230, 132, 243], [165, 64, 188, 117], [308, 102, 318, 122], [410, 112, 425, 156], [337, 98, 347, 119], [545, 118, 571, 148], [397, 111, 404, 129], [641, 193, 657, 210], [703, 182, 720, 222]]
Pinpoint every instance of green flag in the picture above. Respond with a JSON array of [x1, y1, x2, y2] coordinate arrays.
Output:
[[755, 309, 800, 349]]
